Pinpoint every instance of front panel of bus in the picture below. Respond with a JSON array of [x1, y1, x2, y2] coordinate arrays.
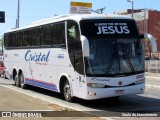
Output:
[[78, 19, 145, 99]]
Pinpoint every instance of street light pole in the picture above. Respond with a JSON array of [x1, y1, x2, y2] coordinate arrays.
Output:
[[131, 1, 134, 18], [17, 0, 20, 28], [127, 0, 134, 18], [141, 8, 148, 38]]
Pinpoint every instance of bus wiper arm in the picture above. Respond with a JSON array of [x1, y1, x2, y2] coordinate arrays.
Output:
[[126, 59, 135, 72]]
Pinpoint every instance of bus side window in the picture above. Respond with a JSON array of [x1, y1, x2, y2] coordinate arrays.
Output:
[[31, 27, 40, 47], [67, 21, 80, 49], [12, 33, 16, 47], [22, 30, 31, 47], [4, 33, 9, 49], [53, 22, 66, 48], [15, 32, 22, 48], [41, 25, 52, 46], [19, 32, 23, 47], [9, 33, 15, 48]]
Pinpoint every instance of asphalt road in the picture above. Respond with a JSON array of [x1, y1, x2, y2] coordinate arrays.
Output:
[[0, 73, 160, 119]]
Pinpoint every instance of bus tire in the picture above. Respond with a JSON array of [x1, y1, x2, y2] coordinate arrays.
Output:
[[63, 80, 74, 102], [15, 75, 20, 87], [19, 72, 27, 89]]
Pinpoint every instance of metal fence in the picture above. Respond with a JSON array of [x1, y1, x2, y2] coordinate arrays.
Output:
[[145, 60, 160, 73]]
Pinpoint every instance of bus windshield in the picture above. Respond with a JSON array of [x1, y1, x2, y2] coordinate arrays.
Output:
[[80, 19, 144, 77], [85, 39, 144, 77]]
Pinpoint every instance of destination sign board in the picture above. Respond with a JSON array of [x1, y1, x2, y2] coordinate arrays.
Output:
[[70, 2, 92, 14]]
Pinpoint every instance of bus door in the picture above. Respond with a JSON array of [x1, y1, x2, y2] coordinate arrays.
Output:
[[67, 20, 85, 96]]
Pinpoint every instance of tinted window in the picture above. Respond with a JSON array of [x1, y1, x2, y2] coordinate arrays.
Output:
[[31, 28, 40, 47], [53, 22, 66, 47], [41, 25, 53, 46], [13, 33, 18, 47], [14, 32, 22, 47], [23, 30, 31, 47], [4, 33, 9, 48], [17, 32, 22, 47], [4, 22, 67, 49], [67, 20, 84, 75], [10, 33, 15, 47]]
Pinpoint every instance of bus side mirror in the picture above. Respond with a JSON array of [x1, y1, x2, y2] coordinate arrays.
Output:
[[146, 33, 157, 52], [81, 35, 90, 57]]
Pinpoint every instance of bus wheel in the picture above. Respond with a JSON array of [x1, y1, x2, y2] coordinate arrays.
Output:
[[19, 73, 27, 89], [15, 75, 20, 87], [63, 80, 74, 102]]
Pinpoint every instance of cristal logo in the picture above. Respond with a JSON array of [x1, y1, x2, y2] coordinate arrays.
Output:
[[92, 78, 110, 82], [95, 22, 130, 35], [25, 50, 50, 62]]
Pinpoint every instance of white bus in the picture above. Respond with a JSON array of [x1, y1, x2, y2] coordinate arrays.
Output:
[[4, 14, 145, 102]]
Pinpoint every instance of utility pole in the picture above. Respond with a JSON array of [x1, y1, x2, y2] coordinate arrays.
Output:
[[16, 0, 20, 28], [141, 8, 148, 38], [144, 9, 147, 38], [127, 0, 134, 18], [131, 1, 134, 18]]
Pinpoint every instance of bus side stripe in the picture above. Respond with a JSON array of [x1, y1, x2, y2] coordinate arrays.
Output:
[[25, 78, 58, 91]]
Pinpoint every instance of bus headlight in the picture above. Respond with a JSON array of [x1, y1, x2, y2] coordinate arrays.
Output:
[[134, 79, 145, 85], [87, 83, 105, 88]]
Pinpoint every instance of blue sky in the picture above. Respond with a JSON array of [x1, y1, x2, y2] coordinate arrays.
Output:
[[0, 0, 159, 37]]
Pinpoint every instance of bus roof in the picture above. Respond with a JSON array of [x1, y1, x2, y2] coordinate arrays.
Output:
[[5, 14, 133, 33]]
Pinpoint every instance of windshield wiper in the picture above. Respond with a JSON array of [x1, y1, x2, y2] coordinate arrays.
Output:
[[126, 59, 135, 72]]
